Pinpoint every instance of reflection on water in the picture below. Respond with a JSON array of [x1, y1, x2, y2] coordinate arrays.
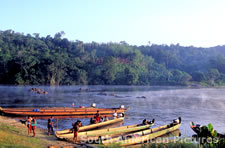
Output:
[[1, 85, 225, 137]]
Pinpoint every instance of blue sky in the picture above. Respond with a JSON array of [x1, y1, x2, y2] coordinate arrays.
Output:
[[0, 0, 225, 47]]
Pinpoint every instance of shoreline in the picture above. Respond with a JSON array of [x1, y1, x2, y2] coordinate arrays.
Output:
[[0, 115, 92, 148]]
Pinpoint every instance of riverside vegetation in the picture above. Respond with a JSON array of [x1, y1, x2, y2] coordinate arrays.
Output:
[[1, 30, 225, 86]]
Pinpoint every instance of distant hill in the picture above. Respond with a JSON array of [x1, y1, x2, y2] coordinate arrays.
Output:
[[0, 30, 225, 86]]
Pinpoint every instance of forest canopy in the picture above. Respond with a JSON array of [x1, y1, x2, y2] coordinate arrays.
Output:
[[1, 30, 225, 86]]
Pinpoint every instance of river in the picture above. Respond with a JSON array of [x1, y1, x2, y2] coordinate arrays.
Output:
[[0, 85, 225, 137]]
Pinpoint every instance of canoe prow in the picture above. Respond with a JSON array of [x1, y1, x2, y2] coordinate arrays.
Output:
[[190, 121, 195, 128]]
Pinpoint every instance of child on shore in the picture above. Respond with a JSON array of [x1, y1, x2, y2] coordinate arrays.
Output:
[[31, 116, 37, 137], [26, 116, 32, 135]]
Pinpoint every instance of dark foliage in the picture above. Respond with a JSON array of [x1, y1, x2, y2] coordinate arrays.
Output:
[[1, 30, 225, 85]]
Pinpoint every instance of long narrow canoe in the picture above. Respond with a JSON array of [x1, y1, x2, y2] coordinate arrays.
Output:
[[190, 121, 225, 138], [102, 117, 182, 146], [14, 114, 114, 120], [56, 119, 155, 140], [56, 117, 125, 135], [0, 106, 128, 116], [190, 121, 201, 134]]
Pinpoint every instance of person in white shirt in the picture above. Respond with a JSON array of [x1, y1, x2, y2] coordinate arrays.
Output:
[[113, 110, 117, 119]]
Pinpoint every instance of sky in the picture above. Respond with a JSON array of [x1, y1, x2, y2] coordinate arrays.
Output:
[[0, 0, 225, 47]]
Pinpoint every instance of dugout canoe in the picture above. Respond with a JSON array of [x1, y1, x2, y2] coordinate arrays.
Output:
[[190, 121, 225, 138], [14, 114, 114, 120], [56, 117, 125, 135], [0, 106, 128, 116], [130, 129, 181, 148], [102, 117, 182, 146], [56, 119, 155, 140]]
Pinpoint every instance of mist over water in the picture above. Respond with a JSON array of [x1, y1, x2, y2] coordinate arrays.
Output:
[[0, 85, 225, 137]]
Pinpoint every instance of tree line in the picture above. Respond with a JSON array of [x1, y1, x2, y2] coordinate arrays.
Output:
[[0, 30, 225, 86]]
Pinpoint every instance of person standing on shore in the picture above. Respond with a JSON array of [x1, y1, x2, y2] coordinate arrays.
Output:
[[47, 116, 54, 136], [26, 116, 32, 135], [72, 120, 82, 143], [31, 116, 37, 137]]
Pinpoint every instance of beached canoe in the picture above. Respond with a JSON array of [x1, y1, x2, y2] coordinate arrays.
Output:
[[56, 119, 155, 140], [130, 129, 181, 148], [56, 117, 125, 135], [0, 106, 128, 116], [102, 117, 182, 146], [190, 121, 225, 138]]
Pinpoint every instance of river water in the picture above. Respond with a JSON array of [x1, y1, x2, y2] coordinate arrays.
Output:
[[0, 85, 225, 137]]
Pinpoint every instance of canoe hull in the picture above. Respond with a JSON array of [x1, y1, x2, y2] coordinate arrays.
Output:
[[57, 123, 153, 139], [56, 117, 125, 135], [103, 117, 181, 146], [0, 107, 128, 116]]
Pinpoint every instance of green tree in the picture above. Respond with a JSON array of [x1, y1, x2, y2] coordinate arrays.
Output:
[[207, 68, 220, 84]]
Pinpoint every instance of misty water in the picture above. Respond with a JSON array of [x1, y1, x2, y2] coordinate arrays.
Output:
[[1, 85, 225, 137]]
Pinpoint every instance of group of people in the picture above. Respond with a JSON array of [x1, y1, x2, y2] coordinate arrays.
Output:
[[25, 116, 54, 137], [90, 110, 109, 124], [26, 116, 37, 137], [24, 109, 123, 143]]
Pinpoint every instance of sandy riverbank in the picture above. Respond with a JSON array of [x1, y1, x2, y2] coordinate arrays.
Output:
[[0, 116, 92, 148]]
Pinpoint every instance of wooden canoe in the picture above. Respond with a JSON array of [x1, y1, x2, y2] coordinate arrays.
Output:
[[56, 119, 155, 140], [13, 114, 114, 120], [0, 106, 128, 116], [56, 117, 125, 135], [152, 129, 181, 143], [190, 121, 225, 138], [130, 129, 181, 148], [102, 117, 182, 146]]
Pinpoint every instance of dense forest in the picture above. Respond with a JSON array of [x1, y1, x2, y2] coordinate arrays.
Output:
[[0, 30, 225, 86]]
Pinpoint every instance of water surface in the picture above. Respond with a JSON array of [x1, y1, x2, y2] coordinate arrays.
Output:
[[1, 85, 225, 137]]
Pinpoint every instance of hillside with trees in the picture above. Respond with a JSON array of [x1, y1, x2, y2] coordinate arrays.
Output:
[[0, 30, 225, 86]]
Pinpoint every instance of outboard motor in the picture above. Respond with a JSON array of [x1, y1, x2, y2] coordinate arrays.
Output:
[[118, 113, 125, 117], [142, 119, 148, 125], [149, 119, 155, 124]]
